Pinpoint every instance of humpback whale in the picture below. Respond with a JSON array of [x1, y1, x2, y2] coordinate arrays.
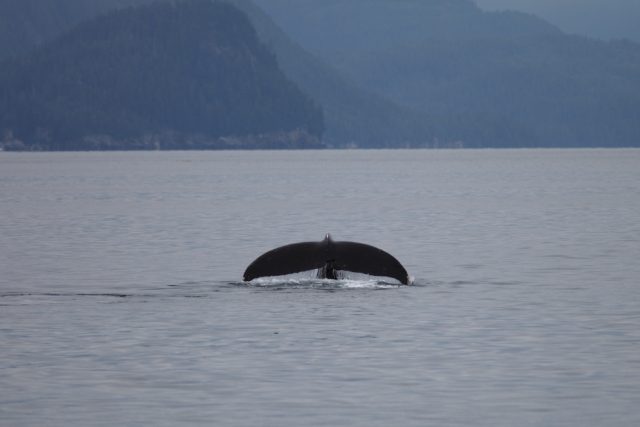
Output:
[[243, 234, 410, 284]]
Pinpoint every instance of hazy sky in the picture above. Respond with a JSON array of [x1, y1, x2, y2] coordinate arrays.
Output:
[[474, 0, 640, 41]]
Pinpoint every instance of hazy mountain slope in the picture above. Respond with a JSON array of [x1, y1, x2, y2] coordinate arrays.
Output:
[[353, 36, 640, 146], [253, 0, 560, 58], [0, 1, 324, 150], [230, 0, 435, 146], [254, 0, 640, 147]]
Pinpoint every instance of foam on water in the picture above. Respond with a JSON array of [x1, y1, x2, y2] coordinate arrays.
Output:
[[244, 276, 403, 290]]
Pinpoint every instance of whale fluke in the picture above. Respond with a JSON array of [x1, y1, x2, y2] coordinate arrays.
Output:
[[243, 234, 409, 284]]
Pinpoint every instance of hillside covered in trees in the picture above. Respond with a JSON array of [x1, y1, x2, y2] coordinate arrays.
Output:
[[0, 0, 324, 150], [0, 0, 435, 148]]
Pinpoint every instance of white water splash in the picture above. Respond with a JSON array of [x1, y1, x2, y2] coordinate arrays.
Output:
[[246, 275, 402, 290]]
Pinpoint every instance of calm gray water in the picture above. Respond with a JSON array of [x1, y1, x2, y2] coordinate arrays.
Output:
[[1, 149, 640, 426]]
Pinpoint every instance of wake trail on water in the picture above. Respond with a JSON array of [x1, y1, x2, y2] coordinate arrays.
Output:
[[243, 278, 401, 290]]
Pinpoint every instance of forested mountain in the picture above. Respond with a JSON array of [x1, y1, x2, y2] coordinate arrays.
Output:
[[0, 0, 436, 148], [0, 0, 324, 150], [255, 0, 640, 147]]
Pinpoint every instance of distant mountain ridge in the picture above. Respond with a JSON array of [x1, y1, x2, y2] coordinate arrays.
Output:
[[255, 0, 640, 147], [0, 0, 324, 150], [475, 0, 640, 43]]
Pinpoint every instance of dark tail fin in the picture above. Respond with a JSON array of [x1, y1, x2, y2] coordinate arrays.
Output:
[[243, 236, 409, 284], [332, 241, 409, 284], [243, 241, 328, 281]]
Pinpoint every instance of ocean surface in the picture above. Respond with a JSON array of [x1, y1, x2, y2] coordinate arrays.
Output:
[[1, 149, 639, 426]]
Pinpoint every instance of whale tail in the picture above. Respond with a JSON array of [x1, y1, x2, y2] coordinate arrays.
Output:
[[243, 234, 409, 285]]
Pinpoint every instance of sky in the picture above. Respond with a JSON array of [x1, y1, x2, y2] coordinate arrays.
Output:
[[474, 0, 640, 42]]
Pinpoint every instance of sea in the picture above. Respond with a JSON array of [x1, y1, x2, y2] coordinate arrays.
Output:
[[1, 149, 639, 426]]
